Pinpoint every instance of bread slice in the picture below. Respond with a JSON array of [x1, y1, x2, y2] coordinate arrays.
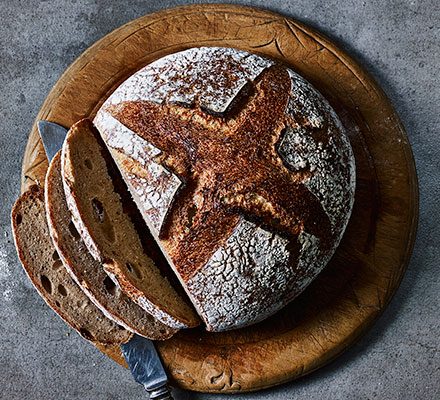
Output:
[[61, 119, 200, 329], [11, 185, 132, 345], [45, 151, 176, 340]]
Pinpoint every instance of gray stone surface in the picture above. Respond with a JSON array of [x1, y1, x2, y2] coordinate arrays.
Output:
[[0, 0, 438, 398]]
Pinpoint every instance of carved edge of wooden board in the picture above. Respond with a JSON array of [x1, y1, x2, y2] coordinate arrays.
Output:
[[20, 4, 418, 393]]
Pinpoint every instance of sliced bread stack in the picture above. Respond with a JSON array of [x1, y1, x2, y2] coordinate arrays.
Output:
[[60, 119, 199, 329], [45, 151, 177, 339], [12, 121, 198, 348], [11, 185, 132, 345]]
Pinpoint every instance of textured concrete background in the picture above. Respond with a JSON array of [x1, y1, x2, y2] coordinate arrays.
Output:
[[0, 0, 438, 399]]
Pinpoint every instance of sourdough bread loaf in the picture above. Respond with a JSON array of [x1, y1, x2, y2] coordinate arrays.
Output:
[[45, 151, 177, 339], [11, 185, 132, 344], [95, 47, 356, 332], [61, 119, 200, 329]]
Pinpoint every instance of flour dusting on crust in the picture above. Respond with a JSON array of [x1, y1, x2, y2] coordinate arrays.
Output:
[[186, 219, 291, 331], [278, 70, 355, 237], [103, 47, 273, 113], [95, 112, 182, 234]]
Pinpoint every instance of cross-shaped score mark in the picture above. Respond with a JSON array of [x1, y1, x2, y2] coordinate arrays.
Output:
[[107, 66, 332, 279]]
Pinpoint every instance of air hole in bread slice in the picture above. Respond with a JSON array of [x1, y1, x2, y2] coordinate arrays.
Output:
[[103, 275, 117, 296], [79, 328, 94, 340], [52, 259, 63, 271], [58, 284, 68, 296], [15, 214, 22, 225], [55, 300, 61, 307], [91, 198, 105, 222], [68, 221, 81, 239], [40, 275, 52, 294], [91, 198, 116, 243], [125, 262, 143, 280], [84, 158, 93, 170], [52, 250, 60, 261]]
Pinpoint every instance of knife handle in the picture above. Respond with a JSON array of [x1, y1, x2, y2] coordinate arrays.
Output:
[[147, 384, 173, 399]]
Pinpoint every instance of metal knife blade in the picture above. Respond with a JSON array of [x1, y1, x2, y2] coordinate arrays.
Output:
[[38, 120, 173, 399], [121, 335, 172, 398], [37, 120, 68, 161]]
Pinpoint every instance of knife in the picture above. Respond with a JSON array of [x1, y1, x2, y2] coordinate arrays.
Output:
[[38, 120, 173, 400]]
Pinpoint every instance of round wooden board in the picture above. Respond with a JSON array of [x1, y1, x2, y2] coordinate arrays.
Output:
[[21, 4, 418, 394]]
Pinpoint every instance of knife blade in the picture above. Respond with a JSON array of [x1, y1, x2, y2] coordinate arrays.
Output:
[[37, 120, 173, 399], [37, 120, 68, 161], [121, 335, 173, 399]]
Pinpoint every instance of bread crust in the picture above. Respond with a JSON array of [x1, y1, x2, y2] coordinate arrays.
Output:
[[95, 47, 356, 331]]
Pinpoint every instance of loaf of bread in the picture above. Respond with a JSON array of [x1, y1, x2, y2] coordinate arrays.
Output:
[[61, 119, 200, 329], [11, 185, 132, 344], [94, 47, 356, 332], [45, 151, 177, 339]]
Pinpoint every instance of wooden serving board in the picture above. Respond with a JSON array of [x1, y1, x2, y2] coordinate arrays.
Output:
[[21, 4, 418, 393]]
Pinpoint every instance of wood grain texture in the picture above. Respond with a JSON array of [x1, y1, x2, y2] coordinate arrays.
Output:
[[21, 4, 418, 393]]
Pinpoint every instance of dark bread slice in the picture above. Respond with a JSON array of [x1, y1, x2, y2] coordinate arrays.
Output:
[[45, 151, 176, 340], [11, 185, 132, 345], [61, 119, 200, 329]]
